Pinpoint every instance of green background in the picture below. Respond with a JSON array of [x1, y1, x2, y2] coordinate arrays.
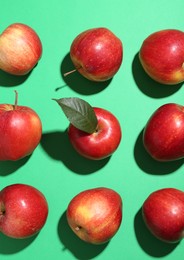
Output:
[[0, 0, 184, 259]]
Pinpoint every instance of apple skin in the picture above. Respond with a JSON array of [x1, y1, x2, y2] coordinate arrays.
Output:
[[139, 29, 184, 84], [143, 103, 184, 161], [142, 188, 184, 243], [0, 23, 42, 75], [0, 102, 42, 161], [0, 184, 48, 239], [68, 107, 122, 160], [66, 187, 122, 244], [69, 27, 123, 81]]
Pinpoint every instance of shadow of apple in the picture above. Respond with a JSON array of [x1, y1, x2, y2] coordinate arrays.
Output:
[[134, 208, 179, 257], [40, 130, 110, 174], [0, 155, 31, 176], [0, 232, 38, 254], [59, 53, 112, 95], [132, 53, 183, 98], [134, 129, 184, 175], [0, 69, 31, 87], [57, 211, 109, 260]]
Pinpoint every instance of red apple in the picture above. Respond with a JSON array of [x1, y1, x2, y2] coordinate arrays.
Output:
[[54, 97, 122, 160], [0, 23, 42, 75], [143, 103, 184, 161], [142, 188, 184, 243], [66, 187, 122, 244], [0, 183, 48, 239], [0, 91, 42, 161], [139, 29, 184, 84], [65, 27, 123, 81]]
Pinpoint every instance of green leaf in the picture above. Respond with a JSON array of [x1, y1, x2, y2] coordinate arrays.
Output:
[[53, 97, 98, 134]]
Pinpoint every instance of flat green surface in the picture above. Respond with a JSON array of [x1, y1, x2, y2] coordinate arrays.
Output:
[[0, 1, 184, 259]]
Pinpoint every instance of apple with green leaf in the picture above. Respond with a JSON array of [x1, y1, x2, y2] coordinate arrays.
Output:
[[66, 187, 122, 244], [64, 27, 123, 81], [53, 97, 122, 160]]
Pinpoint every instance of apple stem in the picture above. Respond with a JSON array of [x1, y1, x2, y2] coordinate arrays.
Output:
[[75, 226, 82, 231], [14, 90, 18, 110], [95, 125, 99, 133], [64, 66, 82, 77], [63, 69, 77, 77], [0, 203, 5, 215]]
